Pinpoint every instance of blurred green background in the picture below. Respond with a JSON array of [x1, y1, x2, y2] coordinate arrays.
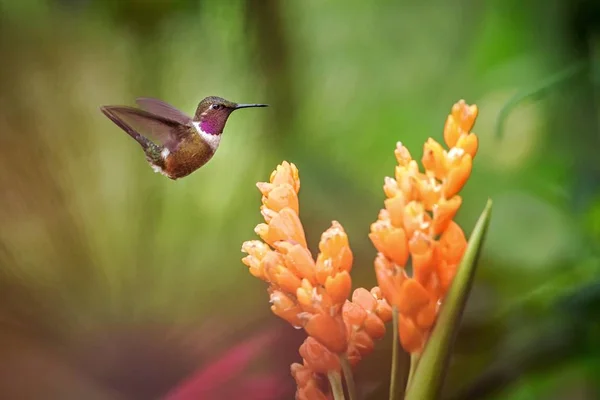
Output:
[[1, 0, 599, 399]]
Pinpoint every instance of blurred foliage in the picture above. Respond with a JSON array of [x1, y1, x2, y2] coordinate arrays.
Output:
[[0, 0, 599, 399]]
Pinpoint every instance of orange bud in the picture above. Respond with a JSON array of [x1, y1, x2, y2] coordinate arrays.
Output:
[[383, 176, 401, 198], [342, 300, 367, 328], [270, 161, 300, 193], [325, 271, 352, 306], [443, 115, 460, 148], [402, 201, 430, 239], [384, 193, 406, 228], [274, 241, 317, 284], [374, 300, 392, 323], [409, 233, 435, 285], [394, 142, 413, 166], [422, 138, 448, 180], [398, 315, 424, 353], [397, 279, 431, 316], [299, 337, 341, 374], [261, 251, 286, 282], [270, 290, 304, 328], [352, 330, 375, 354], [297, 279, 318, 313], [451, 100, 478, 133], [369, 219, 409, 266], [364, 313, 386, 340], [351, 288, 377, 312], [317, 221, 353, 275], [432, 195, 462, 236], [455, 132, 478, 159], [256, 207, 307, 248], [439, 221, 467, 264], [395, 161, 421, 200], [415, 299, 437, 329], [271, 264, 303, 294], [241, 240, 271, 280], [304, 313, 348, 354], [444, 151, 472, 198], [262, 183, 299, 215], [374, 254, 406, 308], [415, 175, 442, 211], [437, 260, 458, 294]]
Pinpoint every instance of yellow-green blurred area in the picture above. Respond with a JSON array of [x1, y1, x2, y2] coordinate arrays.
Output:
[[1, 0, 599, 399]]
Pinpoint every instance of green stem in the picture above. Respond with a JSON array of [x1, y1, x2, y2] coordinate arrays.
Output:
[[406, 352, 420, 390], [328, 370, 346, 400], [389, 306, 400, 400], [340, 353, 357, 400]]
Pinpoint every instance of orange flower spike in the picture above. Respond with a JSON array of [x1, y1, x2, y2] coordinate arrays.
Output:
[[255, 207, 307, 248], [304, 313, 348, 354], [369, 218, 409, 266], [432, 195, 462, 236], [270, 290, 304, 327], [422, 138, 448, 180], [325, 271, 352, 306], [274, 241, 317, 284], [299, 337, 341, 374], [443, 150, 473, 198], [270, 161, 300, 193]]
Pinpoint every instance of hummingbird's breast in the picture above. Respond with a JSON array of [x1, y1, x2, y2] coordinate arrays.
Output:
[[162, 127, 221, 179]]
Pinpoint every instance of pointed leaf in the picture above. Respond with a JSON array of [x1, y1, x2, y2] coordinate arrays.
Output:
[[404, 199, 492, 400]]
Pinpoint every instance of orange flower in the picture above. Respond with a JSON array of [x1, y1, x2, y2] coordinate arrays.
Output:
[[370, 99, 478, 353], [242, 161, 394, 398]]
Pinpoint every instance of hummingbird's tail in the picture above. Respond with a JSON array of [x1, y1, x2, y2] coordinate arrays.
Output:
[[100, 106, 165, 166]]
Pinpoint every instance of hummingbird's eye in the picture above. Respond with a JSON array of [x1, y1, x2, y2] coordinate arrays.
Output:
[[211, 104, 223, 110]]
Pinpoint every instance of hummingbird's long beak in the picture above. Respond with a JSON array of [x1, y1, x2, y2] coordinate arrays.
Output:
[[234, 103, 269, 109]]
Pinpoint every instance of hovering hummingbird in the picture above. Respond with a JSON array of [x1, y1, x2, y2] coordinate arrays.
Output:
[[100, 96, 268, 180]]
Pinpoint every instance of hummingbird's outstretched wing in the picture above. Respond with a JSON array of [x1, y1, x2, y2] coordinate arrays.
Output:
[[100, 106, 189, 152], [135, 98, 192, 125]]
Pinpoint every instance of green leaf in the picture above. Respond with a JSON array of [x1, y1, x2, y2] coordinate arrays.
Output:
[[404, 198, 493, 400]]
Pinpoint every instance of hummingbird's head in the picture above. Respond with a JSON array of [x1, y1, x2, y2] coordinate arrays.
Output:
[[193, 96, 268, 135]]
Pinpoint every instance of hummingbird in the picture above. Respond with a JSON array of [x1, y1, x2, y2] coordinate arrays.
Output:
[[100, 96, 268, 180]]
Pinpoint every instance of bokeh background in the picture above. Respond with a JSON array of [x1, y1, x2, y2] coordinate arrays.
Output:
[[1, 0, 599, 399]]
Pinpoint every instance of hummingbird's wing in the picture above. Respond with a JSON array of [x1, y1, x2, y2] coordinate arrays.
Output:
[[100, 106, 189, 152], [135, 98, 192, 125]]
